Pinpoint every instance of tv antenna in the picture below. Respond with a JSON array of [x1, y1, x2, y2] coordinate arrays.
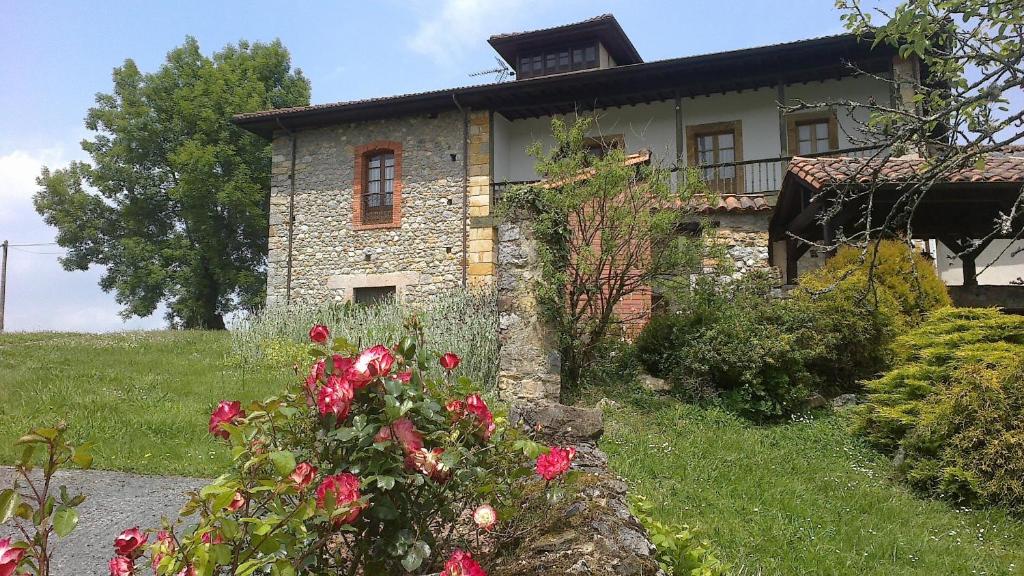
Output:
[[469, 57, 513, 83]]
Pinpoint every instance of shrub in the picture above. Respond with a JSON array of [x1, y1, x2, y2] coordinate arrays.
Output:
[[799, 240, 950, 324], [631, 495, 728, 576], [855, 307, 1024, 511], [231, 289, 499, 388], [637, 274, 819, 420]]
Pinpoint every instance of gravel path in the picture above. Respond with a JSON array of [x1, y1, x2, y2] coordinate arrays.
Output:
[[0, 467, 206, 576]]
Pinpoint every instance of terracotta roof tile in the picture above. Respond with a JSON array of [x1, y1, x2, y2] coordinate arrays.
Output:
[[787, 154, 1024, 191], [691, 194, 771, 213]]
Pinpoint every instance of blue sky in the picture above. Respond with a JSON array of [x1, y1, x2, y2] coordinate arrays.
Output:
[[0, 0, 894, 331]]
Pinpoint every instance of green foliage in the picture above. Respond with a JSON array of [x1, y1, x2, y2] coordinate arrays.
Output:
[[631, 496, 728, 576], [799, 241, 950, 325], [855, 307, 1024, 452], [502, 115, 712, 391], [34, 37, 310, 328], [901, 360, 1024, 512], [2, 424, 92, 575], [231, 289, 499, 387], [636, 273, 818, 420]]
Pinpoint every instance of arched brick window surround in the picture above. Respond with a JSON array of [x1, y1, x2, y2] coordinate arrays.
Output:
[[353, 140, 403, 230]]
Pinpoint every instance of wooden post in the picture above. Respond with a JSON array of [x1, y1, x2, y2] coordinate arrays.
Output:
[[961, 254, 978, 286], [0, 240, 7, 333]]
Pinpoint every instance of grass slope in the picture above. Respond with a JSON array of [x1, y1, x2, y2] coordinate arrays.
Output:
[[598, 391, 1024, 576], [0, 331, 286, 476]]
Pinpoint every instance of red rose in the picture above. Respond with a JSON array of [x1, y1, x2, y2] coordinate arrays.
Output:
[[113, 526, 148, 558], [316, 473, 362, 525], [108, 556, 133, 576], [374, 417, 424, 454], [440, 549, 487, 576], [208, 401, 245, 439], [290, 462, 318, 491], [317, 377, 354, 423], [439, 352, 461, 371], [353, 344, 395, 383], [332, 354, 355, 376], [309, 324, 330, 344], [305, 359, 326, 392], [405, 447, 451, 483], [535, 446, 577, 481], [395, 370, 412, 383], [151, 530, 175, 571], [226, 491, 246, 512], [465, 394, 496, 440], [473, 504, 498, 531], [0, 538, 26, 576]]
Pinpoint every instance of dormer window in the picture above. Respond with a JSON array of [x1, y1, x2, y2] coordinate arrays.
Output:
[[518, 43, 598, 79]]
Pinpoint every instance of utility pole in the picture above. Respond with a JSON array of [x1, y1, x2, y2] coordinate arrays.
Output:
[[0, 240, 7, 333]]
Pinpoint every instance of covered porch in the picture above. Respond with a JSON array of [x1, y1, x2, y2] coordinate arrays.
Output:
[[769, 153, 1024, 307]]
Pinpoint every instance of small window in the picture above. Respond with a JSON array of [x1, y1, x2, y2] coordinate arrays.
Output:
[[353, 286, 395, 306], [787, 113, 838, 156], [362, 152, 394, 225]]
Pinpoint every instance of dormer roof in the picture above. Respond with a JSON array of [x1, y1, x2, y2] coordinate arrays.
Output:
[[488, 14, 643, 68]]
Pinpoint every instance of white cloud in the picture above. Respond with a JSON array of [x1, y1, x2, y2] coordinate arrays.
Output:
[[0, 147, 166, 333], [407, 0, 532, 69]]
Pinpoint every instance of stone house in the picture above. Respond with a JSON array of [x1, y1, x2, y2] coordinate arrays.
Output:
[[234, 14, 911, 317]]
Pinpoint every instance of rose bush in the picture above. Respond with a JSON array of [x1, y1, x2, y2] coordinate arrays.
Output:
[[86, 324, 574, 576]]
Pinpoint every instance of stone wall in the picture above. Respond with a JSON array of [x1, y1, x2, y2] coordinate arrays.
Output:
[[267, 111, 466, 305], [496, 216, 562, 401], [707, 211, 773, 279], [495, 402, 664, 576]]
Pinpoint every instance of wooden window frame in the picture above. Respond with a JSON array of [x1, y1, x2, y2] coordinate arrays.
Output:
[[786, 110, 839, 156], [353, 140, 403, 231], [516, 42, 599, 79], [685, 120, 744, 194]]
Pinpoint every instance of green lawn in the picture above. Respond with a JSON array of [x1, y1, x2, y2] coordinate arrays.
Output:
[[597, 390, 1024, 576], [0, 331, 287, 476]]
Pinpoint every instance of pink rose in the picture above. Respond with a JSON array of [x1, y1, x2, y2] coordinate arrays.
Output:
[[465, 394, 496, 440], [151, 530, 175, 571], [405, 447, 451, 483], [0, 538, 26, 576], [315, 473, 362, 525], [309, 324, 330, 344], [113, 526, 148, 558], [395, 370, 412, 383], [535, 446, 577, 481], [439, 352, 461, 371], [208, 401, 245, 439], [473, 504, 498, 531], [352, 344, 395, 383], [440, 549, 487, 576], [108, 556, 133, 576], [226, 491, 246, 512], [374, 417, 424, 454], [290, 462, 318, 491], [446, 399, 465, 422], [305, 358, 326, 393], [317, 377, 354, 423], [177, 566, 197, 576]]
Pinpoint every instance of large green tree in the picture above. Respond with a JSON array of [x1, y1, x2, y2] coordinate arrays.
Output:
[[35, 37, 310, 328]]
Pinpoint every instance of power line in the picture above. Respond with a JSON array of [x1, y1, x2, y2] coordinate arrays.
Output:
[[10, 246, 64, 255], [8, 242, 59, 247]]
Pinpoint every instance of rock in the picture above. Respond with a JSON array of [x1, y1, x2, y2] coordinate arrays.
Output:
[[509, 400, 604, 441], [640, 373, 671, 393], [831, 393, 861, 408], [893, 446, 906, 469], [805, 393, 828, 409]]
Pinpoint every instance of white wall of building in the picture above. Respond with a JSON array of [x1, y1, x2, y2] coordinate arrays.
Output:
[[491, 74, 893, 185], [936, 240, 1024, 285]]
